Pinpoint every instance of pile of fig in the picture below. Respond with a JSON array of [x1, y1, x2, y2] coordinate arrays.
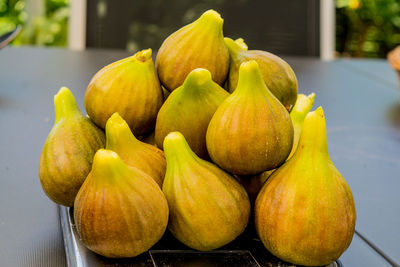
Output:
[[39, 9, 356, 266]]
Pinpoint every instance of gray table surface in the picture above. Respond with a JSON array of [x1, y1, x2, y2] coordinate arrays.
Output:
[[0, 47, 399, 267]]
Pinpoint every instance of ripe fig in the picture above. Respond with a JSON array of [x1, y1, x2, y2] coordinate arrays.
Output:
[[39, 87, 105, 207], [255, 107, 356, 266], [206, 60, 294, 175], [84, 49, 163, 136], [163, 132, 250, 251], [74, 149, 169, 258], [155, 68, 229, 158], [224, 37, 298, 111], [288, 92, 315, 159], [156, 10, 229, 91], [105, 113, 166, 187]]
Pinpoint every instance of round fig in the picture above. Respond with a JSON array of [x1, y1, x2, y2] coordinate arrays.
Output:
[[163, 132, 250, 251], [74, 149, 169, 258], [255, 107, 356, 266], [206, 60, 294, 175], [155, 68, 229, 158], [156, 10, 229, 91], [39, 87, 105, 207], [224, 37, 298, 111], [84, 48, 163, 136]]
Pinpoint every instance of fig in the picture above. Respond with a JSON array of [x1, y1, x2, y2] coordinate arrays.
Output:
[[84, 48, 163, 136], [255, 107, 356, 266], [162, 132, 250, 251], [105, 113, 166, 187], [39, 87, 105, 207], [155, 68, 229, 158], [206, 60, 294, 175], [156, 10, 229, 91], [224, 37, 298, 111], [288, 92, 315, 159], [74, 149, 169, 258]]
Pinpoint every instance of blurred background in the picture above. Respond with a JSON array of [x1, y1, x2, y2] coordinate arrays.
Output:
[[1, 0, 399, 59]]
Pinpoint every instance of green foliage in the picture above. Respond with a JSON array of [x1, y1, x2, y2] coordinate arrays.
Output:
[[336, 0, 400, 58], [0, 0, 69, 46]]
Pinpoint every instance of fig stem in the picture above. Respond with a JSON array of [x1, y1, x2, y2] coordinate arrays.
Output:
[[235, 60, 272, 96], [91, 149, 129, 182], [163, 132, 198, 167], [105, 113, 138, 150], [294, 107, 329, 157], [54, 87, 82, 122], [224, 37, 245, 57]]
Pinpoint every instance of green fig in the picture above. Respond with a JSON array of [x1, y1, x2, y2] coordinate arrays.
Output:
[[155, 68, 229, 158], [105, 113, 166, 187], [74, 149, 169, 258], [163, 132, 250, 251], [84, 48, 163, 136], [156, 10, 229, 91], [206, 60, 294, 175], [288, 92, 315, 159], [255, 107, 356, 266], [224, 37, 298, 111], [39, 87, 105, 207]]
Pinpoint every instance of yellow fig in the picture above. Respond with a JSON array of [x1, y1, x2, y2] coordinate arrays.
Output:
[[206, 60, 294, 175], [155, 68, 229, 158], [224, 37, 298, 111], [105, 113, 166, 187], [156, 10, 229, 91], [74, 149, 169, 258], [163, 132, 250, 251], [255, 107, 356, 266], [84, 49, 163, 136], [39, 87, 105, 207], [288, 92, 315, 159]]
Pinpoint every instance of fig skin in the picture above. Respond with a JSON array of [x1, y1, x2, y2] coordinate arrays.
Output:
[[155, 68, 229, 158], [39, 87, 105, 207], [246, 93, 316, 195], [156, 10, 229, 91], [84, 48, 163, 136], [105, 113, 166, 187], [74, 149, 169, 258], [206, 60, 294, 175], [255, 107, 356, 266], [224, 37, 298, 111], [163, 132, 250, 251]]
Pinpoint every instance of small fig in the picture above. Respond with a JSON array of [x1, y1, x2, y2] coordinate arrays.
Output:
[[206, 60, 294, 175], [288, 92, 315, 159], [156, 10, 229, 91], [84, 49, 163, 136], [224, 37, 298, 111], [105, 113, 166, 187], [163, 132, 250, 251], [155, 68, 229, 158], [39, 87, 105, 207], [255, 107, 356, 266], [74, 149, 169, 258]]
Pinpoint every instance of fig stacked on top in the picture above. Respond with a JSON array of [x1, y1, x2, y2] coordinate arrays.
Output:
[[38, 9, 356, 266]]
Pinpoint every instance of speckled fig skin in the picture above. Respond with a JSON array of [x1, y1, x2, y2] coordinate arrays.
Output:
[[163, 132, 250, 251], [224, 37, 298, 111], [74, 149, 169, 258], [105, 113, 166, 187], [156, 10, 229, 91], [155, 68, 229, 158], [251, 92, 316, 188], [84, 48, 163, 136], [39, 87, 105, 207], [206, 60, 294, 175], [255, 107, 356, 266]]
